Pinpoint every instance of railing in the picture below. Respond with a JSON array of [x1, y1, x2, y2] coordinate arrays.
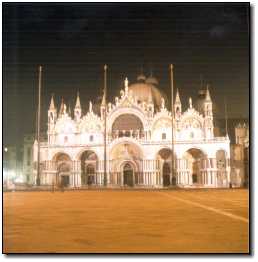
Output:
[[40, 132, 229, 147]]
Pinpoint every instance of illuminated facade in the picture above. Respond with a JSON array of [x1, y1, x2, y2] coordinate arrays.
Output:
[[33, 74, 231, 188]]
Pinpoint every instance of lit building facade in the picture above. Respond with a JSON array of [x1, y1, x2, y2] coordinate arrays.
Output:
[[33, 74, 231, 188], [230, 123, 249, 187]]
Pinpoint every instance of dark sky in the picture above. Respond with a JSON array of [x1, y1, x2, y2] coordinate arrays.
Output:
[[3, 3, 249, 147]]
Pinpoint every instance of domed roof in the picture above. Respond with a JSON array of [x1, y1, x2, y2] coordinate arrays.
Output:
[[137, 73, 146, 82], [145, 76, 159, 86], [129, 82, 167, 109]]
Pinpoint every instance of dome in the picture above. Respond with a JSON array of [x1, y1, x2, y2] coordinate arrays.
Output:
[[128, 82, 167, 109], [137, 73, 146, 82], [145, 76, 159, 86]]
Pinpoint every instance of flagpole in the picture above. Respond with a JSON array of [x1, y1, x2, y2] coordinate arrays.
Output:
[[36, 65, 42, 186], [103, 64, 107, 186], [224, 97, 228, 136], [170, 64, 175, 186]]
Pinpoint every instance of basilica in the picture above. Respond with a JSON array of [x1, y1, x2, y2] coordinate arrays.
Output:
[[33, 72, 231, 188]]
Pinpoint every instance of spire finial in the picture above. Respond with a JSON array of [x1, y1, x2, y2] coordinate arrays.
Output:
[[205, 84, 211, 101], [75, 91, 81, 109], [49, 93, 55, 110], [175, 88, 181, 104]]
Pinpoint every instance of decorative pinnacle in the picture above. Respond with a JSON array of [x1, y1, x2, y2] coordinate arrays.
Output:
[[104, 64, 107, 71], [175, 89, 181, 104], [49, 93, 55, 110], [205, 84, 211, 101], [170, 64, 174, 70], [75, 91, 81, 109]]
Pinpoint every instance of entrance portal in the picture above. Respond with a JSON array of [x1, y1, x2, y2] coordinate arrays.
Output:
[[123, 163, 134, 187], [163, 162, 170, 186], [60, 175, 69, 187]]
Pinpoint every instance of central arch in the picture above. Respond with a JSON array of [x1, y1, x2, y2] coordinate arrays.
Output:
[[111, 113, 144, 138], [109, 142, 143, 186]]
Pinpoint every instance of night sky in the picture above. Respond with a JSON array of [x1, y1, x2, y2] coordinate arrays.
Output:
[[3, 3, 249, 148]]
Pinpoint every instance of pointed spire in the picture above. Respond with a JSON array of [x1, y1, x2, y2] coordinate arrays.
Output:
[[205, 84, 211, 101], [75, 91, 81, 109], [175, 89, 181, 104], [59, 98, 64, 115], [49, 94, 55, 110]]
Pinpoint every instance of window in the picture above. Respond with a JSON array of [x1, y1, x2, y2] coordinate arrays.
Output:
[[162, 133, 166, 140], [90, 135, 94, 142], [190, 132, 194, 138], [64, 136, 68, 143]]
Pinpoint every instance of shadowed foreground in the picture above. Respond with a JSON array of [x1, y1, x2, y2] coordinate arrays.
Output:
[[3, 189, 249, 253]]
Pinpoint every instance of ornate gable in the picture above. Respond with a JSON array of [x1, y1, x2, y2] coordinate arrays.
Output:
[[80, 111, 102, 133]]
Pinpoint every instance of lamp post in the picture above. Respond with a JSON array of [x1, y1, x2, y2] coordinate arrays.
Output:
[[103, 64, 107, 186], [36, 65, 42, 186], [170, 64, 175, 186]]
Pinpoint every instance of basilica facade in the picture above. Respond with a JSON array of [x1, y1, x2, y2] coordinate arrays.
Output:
[[33, 73, 231, 188]]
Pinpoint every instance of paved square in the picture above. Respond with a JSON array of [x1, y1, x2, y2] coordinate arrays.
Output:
[[3, 189, 249, 253]]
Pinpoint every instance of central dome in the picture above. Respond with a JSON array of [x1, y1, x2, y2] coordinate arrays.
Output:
[[129, 75, 167, 109]]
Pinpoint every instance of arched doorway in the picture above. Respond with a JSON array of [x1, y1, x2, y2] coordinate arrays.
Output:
[[163, 162, 170, 186], [110, 142, 142, 186], [86, 164, 95, 185], [53, 153, 72, 188], [123, 163, 134, 187], [183, 148, 205, 185], [157, 148, 176, 186], [58, 162, 70, 187], [80, 151, 98, 186]]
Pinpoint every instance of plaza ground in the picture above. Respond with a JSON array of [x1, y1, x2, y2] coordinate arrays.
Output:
[[3, 189, 249, 253]]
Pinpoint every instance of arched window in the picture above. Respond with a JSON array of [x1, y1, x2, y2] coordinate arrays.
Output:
[[89, 135, 94, 142], [162, 133, 166, 140]]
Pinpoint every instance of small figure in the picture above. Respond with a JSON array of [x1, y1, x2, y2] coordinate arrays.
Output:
[[161, 97, 165, 109], [108, 102, 112, 112], [89, 101, 93, 113], [125, 77, 129, 93], [115, 97, 119, 106], [189, 97, 192, 109]]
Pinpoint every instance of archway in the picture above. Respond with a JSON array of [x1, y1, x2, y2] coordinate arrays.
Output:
[[110, 142, 142, 186], [157, 148, 176, 186], [80, 151, 98, 186], [112, 114, 144, 139], [53, 153, 72, 187], [123, 162, 134, 187], [183, 148, 205, 185]]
